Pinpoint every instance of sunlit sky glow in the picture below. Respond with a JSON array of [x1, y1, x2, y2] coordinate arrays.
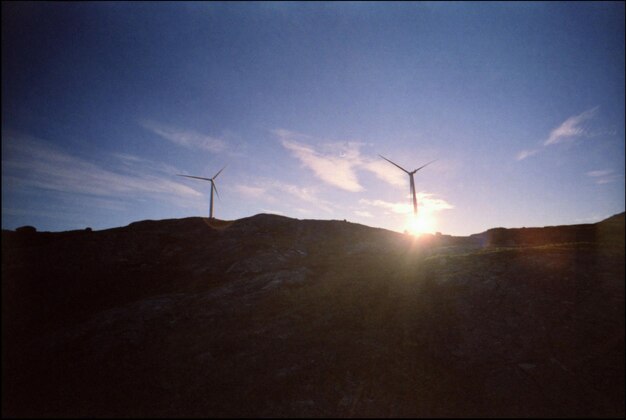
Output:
[[2, 2, 624, 235]]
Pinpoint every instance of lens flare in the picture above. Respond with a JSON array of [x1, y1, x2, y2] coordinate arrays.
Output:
[[405, 212, 437, 236]]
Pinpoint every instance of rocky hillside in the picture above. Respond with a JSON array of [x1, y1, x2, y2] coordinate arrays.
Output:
[[2, 213, 624, 417]]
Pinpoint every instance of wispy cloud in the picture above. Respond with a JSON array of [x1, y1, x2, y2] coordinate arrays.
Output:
[[360, 193, 453, 215], [354, 210, 374, 218], [361, 159, 406, 187], [140, 119, 227, 153], [517, 106, 601, 160], [275, 129, 412, 191], [234, 184, 267, 198], [516, 149, 539, 161], [586, 169, 613, 178], [416, 193, 455, 212], [544, 106, 598, 146], [360, 198, 412, 214], [2, 133, 202, 204], [595, 179, 615, 185], [2, 205, 99, 222], [112, 152, 183, 176], [234, 178, 334, 213], [586, 169, 621, 185], [276, 130, 363, 192], [278, 182, 326, 207], [260, 208, 284, 215]]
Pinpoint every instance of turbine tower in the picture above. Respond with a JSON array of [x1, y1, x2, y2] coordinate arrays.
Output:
[[379, 155, 436, 216], [177, 166, 226, 219]]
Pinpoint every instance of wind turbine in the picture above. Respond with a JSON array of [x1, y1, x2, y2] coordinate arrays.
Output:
[[379, 155, 436, 216], [177, 166, 226, 219]]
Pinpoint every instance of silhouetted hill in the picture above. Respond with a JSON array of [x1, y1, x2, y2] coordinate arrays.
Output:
[[468, 212, 625, 248], [2, 213, 624, 417]]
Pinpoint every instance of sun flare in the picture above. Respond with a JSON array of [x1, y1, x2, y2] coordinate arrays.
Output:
[[405, 213, 437, 236]]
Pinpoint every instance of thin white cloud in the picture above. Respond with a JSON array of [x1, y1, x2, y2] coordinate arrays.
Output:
[[113, 152, 183, 176], [544, 106, 599, 146], [275, 129, 418, 191], [595, 178, 615, 185], [276, 182, 333, 213], [234, 184, 267, 198], [277, 182, 325, 206], [361, 159, 406, 187], [586, 169, 612, 177], [2, 133, 202, 204], [360, 193, 453, 215], [587, 169, 621, 185], [2, 206, 97, 221], [516, 149, 539, 161], [360, 198, 412, 214], [261, 208, 284, 215], [517, 106, 602, 160], [416, 192, 455, 212], [234, 178, 334, 213], [140, 119, 227, 153], [354, 210, 374, 218], [113, 153, 143, 162], [278, 133, 363, 192]]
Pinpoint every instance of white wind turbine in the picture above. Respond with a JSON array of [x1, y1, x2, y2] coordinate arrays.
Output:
[[379, 155, 436, 216], [177, 166, 226, 219]]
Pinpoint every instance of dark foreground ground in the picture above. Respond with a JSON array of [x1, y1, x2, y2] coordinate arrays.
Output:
[[2, 213, 624, 417]]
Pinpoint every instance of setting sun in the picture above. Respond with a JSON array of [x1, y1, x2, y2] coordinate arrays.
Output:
[[405, 213, 437, 236]]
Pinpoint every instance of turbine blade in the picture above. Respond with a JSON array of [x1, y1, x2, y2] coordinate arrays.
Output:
[[212, 165, 226, 180], [379, 155, 410, 174], [412, 159, 437, 173], [176, 174, 213, 182], [212, 180, 220, 199]]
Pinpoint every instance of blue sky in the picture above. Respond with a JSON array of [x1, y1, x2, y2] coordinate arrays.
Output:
[[2, 2, 624, 235]]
